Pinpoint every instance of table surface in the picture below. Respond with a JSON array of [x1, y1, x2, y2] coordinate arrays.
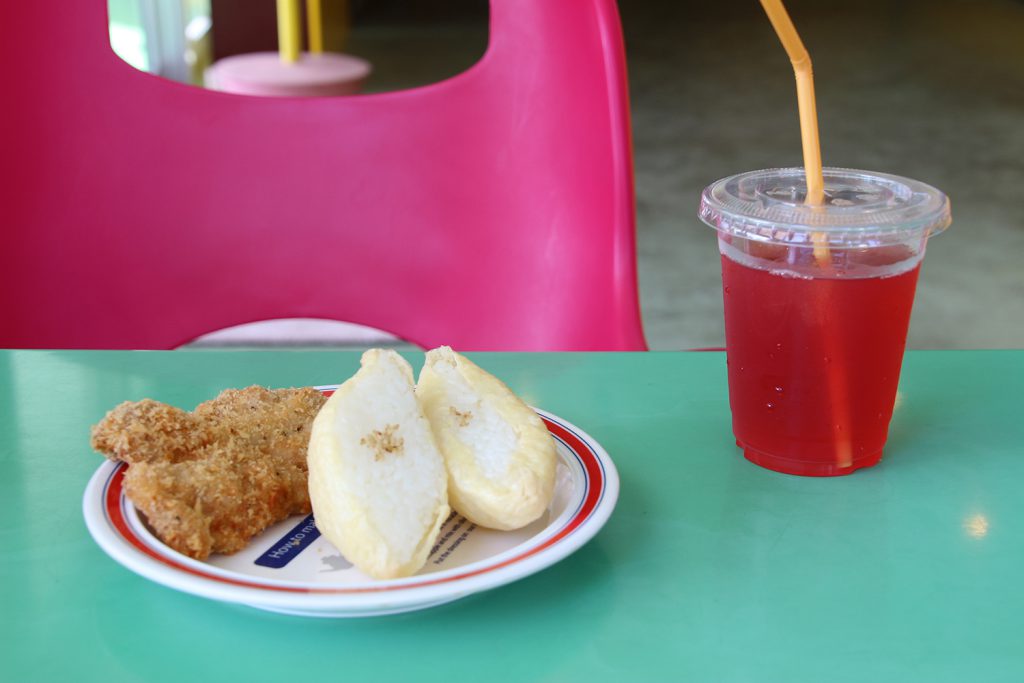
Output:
[[2, 349, 1022, 682]]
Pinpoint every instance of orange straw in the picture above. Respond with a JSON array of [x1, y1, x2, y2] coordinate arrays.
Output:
[[758, 0, 832, 263], [760, 1, 851, 469], [758, 0, 825, 206]]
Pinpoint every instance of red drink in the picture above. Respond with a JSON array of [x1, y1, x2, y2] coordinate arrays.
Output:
[[700, 168, 950, 476], [721, 246, 920, 476]]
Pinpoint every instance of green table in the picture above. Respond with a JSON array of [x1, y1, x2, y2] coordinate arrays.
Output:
[[2, 350, 1021, 681]]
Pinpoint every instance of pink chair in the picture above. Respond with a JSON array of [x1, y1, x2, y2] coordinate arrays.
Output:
[[1, 0, 647, 351]]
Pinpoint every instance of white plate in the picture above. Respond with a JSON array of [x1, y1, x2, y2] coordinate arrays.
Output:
[[83, 406, 618, 617]]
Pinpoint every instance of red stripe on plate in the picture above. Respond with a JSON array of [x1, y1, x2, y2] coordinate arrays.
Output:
[[105, 464, 315, 592], [104, 414, 604, 594]]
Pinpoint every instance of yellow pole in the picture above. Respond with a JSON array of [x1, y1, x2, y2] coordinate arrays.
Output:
[[306, 0, 324, 54], [277, 0, 302, 64]]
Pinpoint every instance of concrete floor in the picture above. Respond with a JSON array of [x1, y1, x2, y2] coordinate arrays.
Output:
[[193, 0, 1024, 350], [621, 0, 1024, 350]]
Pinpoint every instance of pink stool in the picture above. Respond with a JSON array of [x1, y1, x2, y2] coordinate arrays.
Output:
[[205, 52, 371, 97]]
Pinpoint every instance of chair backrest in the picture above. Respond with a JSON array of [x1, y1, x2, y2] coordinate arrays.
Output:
[[1, 0, 647, 351]]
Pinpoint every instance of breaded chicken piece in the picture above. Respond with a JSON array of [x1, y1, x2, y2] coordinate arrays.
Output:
[[90, 386, 326, 560], [90, 399, 205, 464]]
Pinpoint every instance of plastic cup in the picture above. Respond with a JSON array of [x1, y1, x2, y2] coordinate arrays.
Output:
[[699, 168, 951, 476]]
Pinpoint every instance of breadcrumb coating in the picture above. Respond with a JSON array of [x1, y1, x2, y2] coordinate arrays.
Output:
[[90, 386, 325, 560]]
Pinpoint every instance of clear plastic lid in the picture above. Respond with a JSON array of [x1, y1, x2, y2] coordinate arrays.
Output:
[[699, 167, 951, 248]]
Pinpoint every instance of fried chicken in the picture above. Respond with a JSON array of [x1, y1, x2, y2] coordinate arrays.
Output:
[[91, 386, 326, 560]]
